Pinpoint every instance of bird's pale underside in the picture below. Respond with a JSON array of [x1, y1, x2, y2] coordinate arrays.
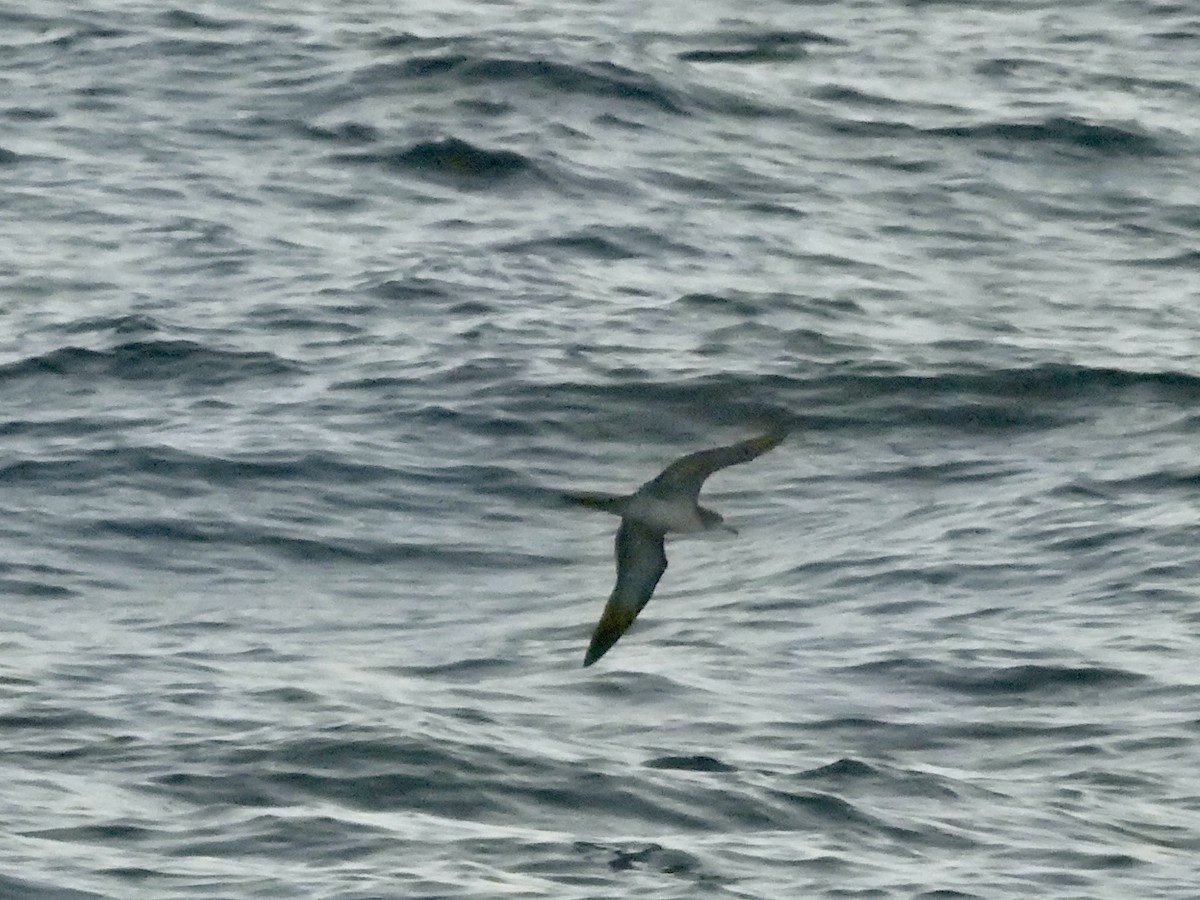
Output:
[[564, 431, 785, 667]]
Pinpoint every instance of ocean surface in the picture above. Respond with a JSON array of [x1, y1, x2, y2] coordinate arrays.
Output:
[[3, 1, 1200, 897]]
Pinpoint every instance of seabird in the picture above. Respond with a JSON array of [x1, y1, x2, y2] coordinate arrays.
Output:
[[564, 430, 785, 667]]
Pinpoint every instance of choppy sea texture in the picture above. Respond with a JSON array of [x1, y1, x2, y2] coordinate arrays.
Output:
[[3, 0, 1200, 897]]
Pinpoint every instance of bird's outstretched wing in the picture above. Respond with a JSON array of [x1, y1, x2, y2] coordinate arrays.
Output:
[[583, 520, 667, 667], [640, 430, 786, 501]]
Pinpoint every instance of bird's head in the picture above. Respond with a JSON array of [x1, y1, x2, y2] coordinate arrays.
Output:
[[699, 507, 738, 535]]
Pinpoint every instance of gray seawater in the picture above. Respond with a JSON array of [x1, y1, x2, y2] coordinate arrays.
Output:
[[3, 0, 1200, 897]]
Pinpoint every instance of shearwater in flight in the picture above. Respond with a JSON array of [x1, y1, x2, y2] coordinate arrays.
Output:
[[564, 430, 786, 667]]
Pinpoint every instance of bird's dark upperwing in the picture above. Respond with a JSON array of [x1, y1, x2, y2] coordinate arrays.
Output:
[[640, 430, 785, 500], [582, 520, 667, 667]]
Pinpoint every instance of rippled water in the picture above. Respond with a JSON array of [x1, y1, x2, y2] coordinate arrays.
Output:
[[3, 1, 1200, 897]]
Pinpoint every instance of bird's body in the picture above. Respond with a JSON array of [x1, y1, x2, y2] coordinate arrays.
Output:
[[621, 494, 712, 534], [564, 430, 785, 667]]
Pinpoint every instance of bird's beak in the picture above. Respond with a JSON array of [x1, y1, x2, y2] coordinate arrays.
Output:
[[722, 523, 739, 535]]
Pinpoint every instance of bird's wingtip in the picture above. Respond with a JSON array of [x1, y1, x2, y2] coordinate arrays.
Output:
[[562, 492, 625, 514], [582, 631, 617, 667], [582, 641, 611, 667], [750, 428, 788, 454], [582, 602, 637, 668]]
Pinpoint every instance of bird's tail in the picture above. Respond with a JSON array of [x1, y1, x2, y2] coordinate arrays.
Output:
[[561, 491, 628, 515]]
